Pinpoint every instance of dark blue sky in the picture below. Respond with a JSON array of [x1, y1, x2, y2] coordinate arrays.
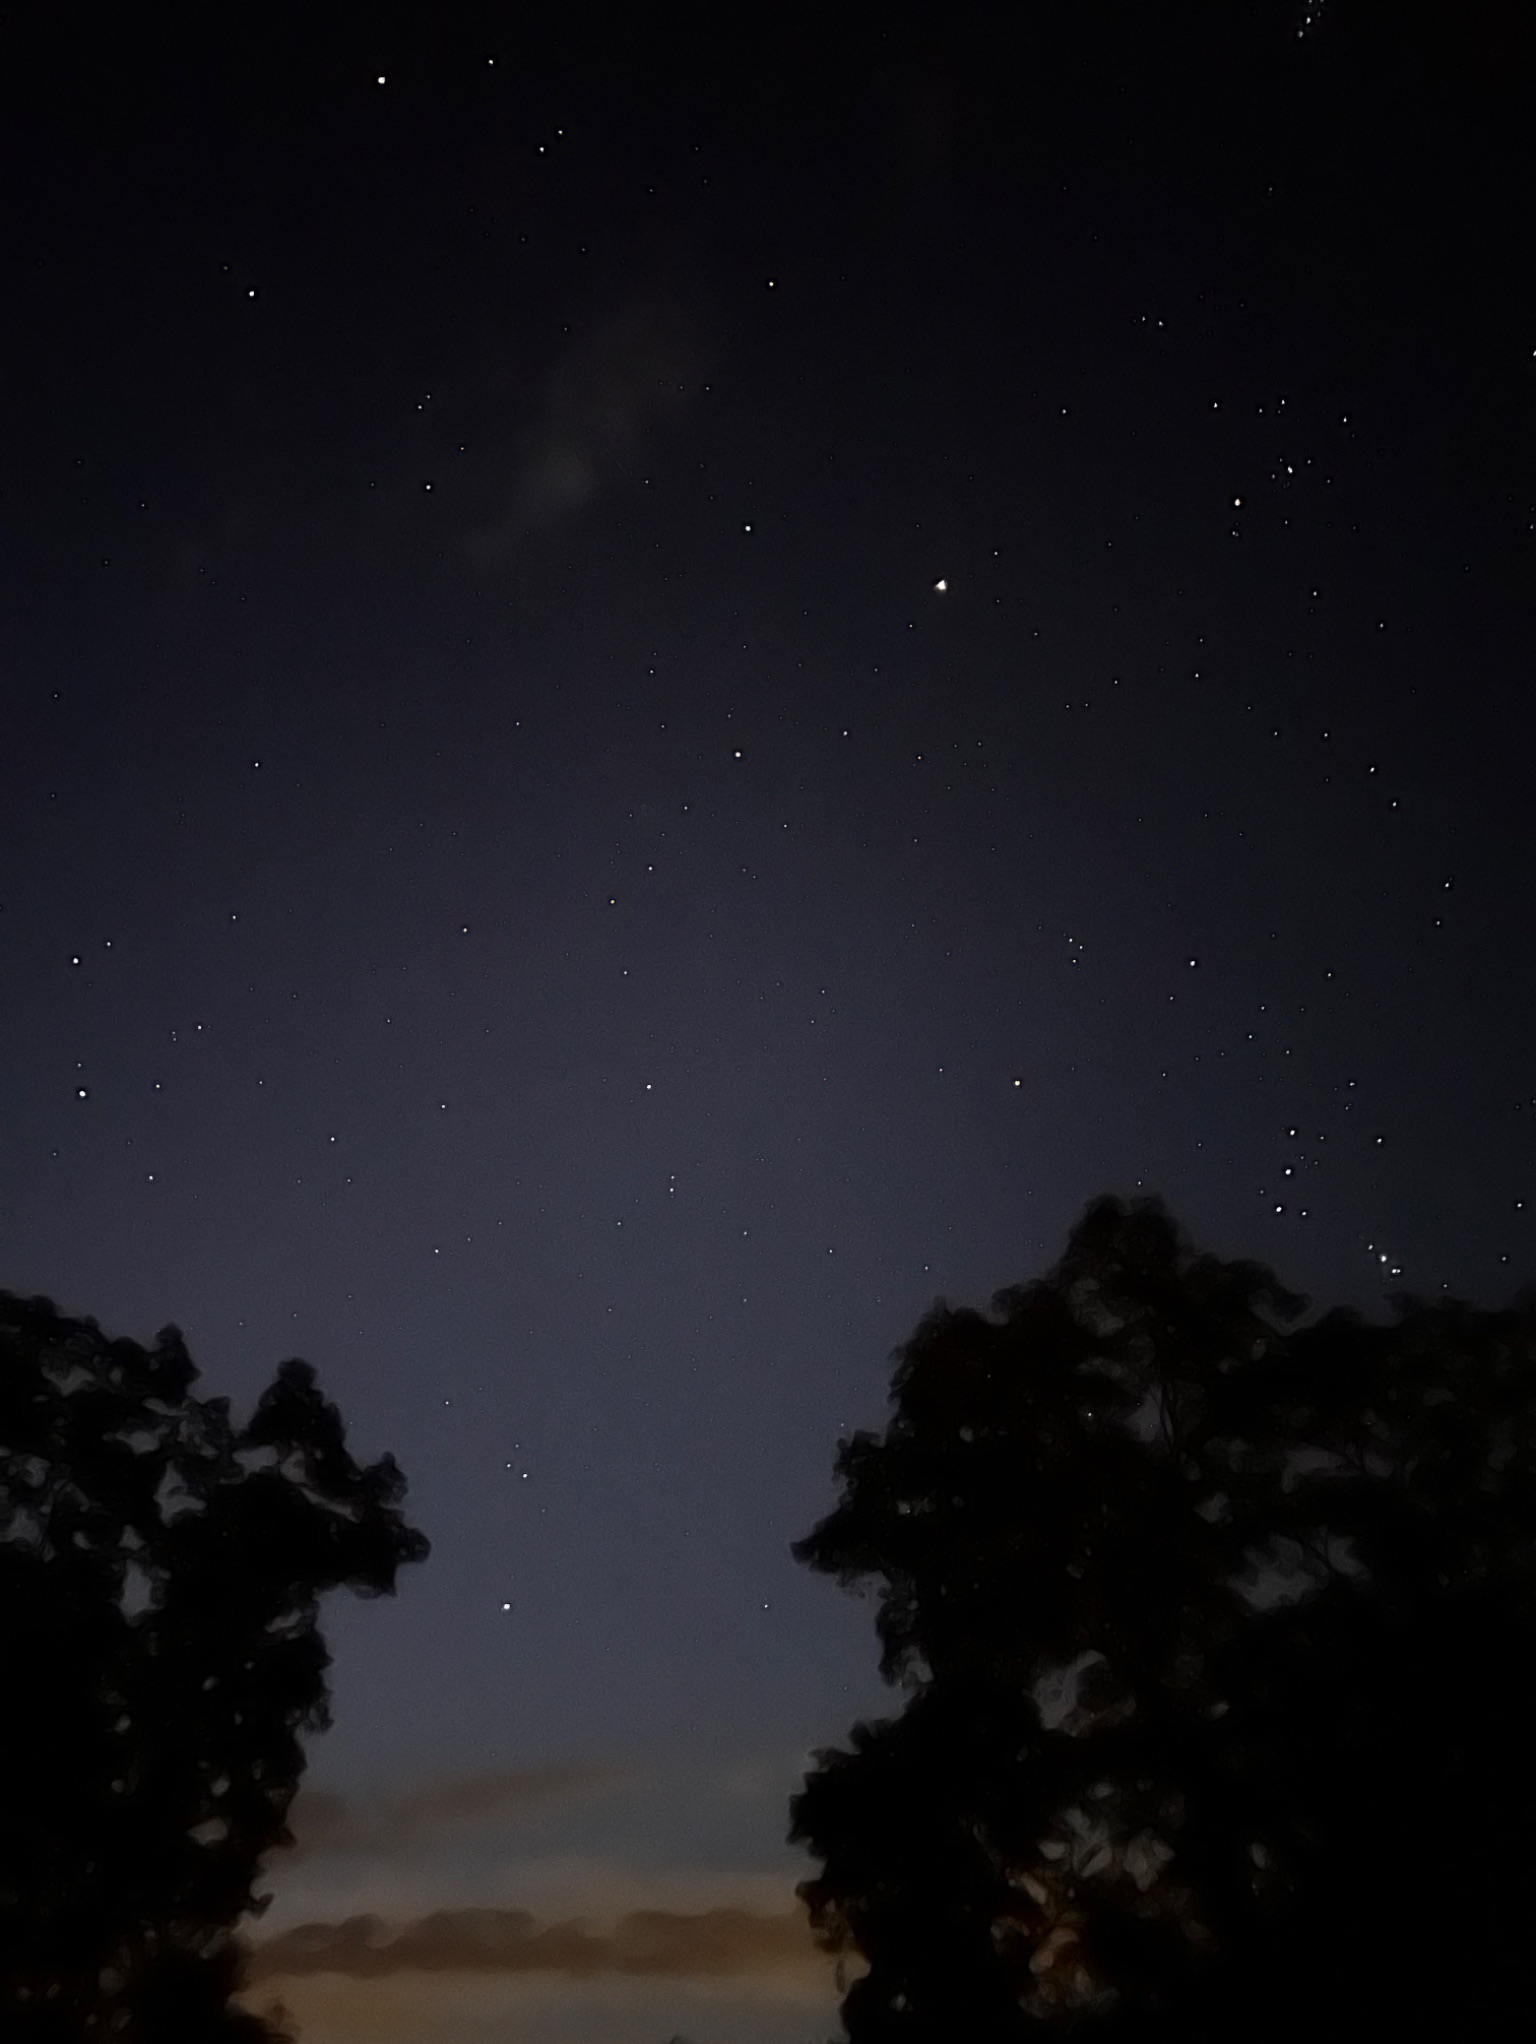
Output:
[[2, 4, 1533, 2038]]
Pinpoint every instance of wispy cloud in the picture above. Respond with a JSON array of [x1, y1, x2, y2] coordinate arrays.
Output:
[[249, 1905, 820, 1981], [468, 286, 707, 553]]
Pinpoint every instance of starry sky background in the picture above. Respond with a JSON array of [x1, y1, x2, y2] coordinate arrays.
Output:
[[2, 3, 1533, 2040]]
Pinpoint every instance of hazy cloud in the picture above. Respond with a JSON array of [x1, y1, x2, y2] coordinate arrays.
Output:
[[249, 1905, 819, 1982], [283, 1766, 615, 1860], [241, 1969, 835, 2044]]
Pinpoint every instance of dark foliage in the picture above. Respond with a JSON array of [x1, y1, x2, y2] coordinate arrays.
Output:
[[791, 1196, 1536, 2041], [0, 1289, 429, 2040]]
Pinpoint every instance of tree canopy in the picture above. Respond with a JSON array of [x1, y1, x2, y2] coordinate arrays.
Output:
[[0, 1288, 429, 2040], [790, 1196, 1536, 2041]]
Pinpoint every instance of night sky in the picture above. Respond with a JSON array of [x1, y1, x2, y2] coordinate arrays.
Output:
[[3, 4, 1533, 2039]]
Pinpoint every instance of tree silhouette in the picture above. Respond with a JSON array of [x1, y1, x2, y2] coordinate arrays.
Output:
[[0, 1288, 429, 2040], [790, 1196, 1536, 2041]]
